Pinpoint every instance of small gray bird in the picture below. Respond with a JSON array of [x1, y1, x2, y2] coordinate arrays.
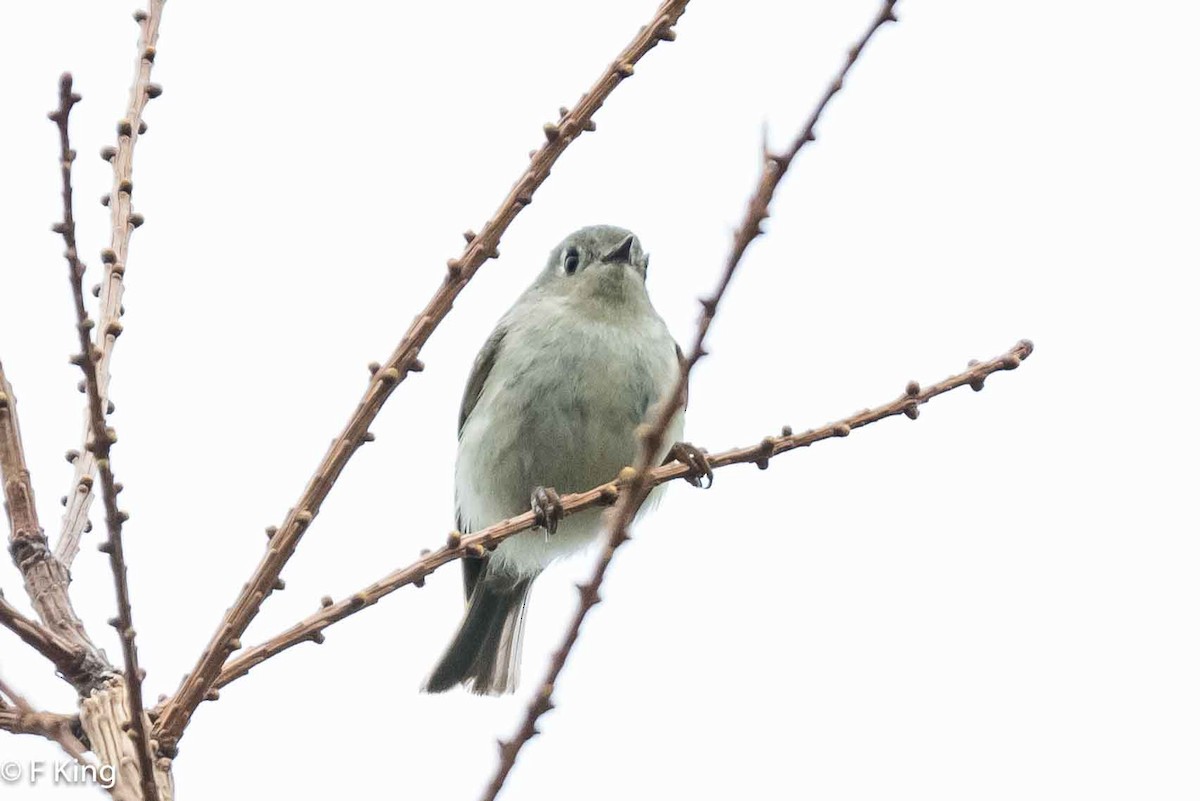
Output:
[[424, 225, 709, 695]]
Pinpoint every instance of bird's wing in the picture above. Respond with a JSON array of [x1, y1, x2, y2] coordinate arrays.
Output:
[[457, 325, 507, 600], [458, 324, 507, 438], [676, 341, 689, 411]]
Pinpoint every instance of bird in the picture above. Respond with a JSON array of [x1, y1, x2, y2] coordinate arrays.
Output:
[[423, 224, 710, 695]]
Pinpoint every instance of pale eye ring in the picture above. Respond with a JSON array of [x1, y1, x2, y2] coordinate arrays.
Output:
[[564, 247, 581, 275]]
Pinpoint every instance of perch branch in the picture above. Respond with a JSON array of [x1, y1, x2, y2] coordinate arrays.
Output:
[[0, 677, 92, 766], [484, 3, 901, 794], [216, 339, 1032, 692], [155, 0, 693, 754], [1, 358, 109, 692], [51, 72, 159, 801], [56, 0, 165, 568]]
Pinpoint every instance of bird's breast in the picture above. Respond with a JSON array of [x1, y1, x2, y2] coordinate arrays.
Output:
[[457, 305, 678, 525]]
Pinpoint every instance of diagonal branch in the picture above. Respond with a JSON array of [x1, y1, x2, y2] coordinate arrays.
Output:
[[484, 2, 902, 794], [50, 72, 159, 801], [215, 339, 1032, 693], [56, 0, 166, 568], [154, 0, 693, 754], [0, 593, 88, 682]]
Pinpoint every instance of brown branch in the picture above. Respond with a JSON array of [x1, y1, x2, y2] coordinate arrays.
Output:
[[0, 593, 89, 680], [1, 358, 110, 692], [483, 3, 902, 794], [50, 72, 159, 801], [154, 0, 692, 754], [215, 338, 1032, 693], [56, 0, 165, 569], [0, 677, 92, 766]]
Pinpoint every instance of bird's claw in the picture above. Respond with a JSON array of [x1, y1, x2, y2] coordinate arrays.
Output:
[[665, 441, 713, 489], [531, 485, 564, 538]]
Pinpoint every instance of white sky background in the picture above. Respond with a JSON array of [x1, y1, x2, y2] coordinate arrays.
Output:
[[1, 0, 1197, 798]]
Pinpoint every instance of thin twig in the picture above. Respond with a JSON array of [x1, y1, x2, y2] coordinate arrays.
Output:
[[215, 339, 1032, 692], [483, 3, 901, 795], [56, 0, 165, 568], [155, 0, 692, 754], [50, 72, 159, 801], [1, 359, 109, 692], [0, 677, 92, 765]]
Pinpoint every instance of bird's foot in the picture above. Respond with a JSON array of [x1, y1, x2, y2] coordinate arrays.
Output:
[[665, 441, 713, 488], [530, 485, 564, 539]]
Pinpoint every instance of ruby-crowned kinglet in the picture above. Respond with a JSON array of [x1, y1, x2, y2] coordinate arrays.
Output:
[[423, 225, 701, 695]]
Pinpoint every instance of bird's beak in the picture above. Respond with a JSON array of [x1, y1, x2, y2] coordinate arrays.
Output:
[[601, 235, 635, 264]]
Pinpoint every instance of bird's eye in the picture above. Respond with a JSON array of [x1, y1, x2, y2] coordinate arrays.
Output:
[[643, 253, 650, 274], [564, 247, 580, 275]]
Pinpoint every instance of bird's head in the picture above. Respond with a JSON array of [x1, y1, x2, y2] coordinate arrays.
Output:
[[536, 225, 651, 309]]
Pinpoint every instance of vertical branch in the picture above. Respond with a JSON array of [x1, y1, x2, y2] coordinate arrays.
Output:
[[50, 73, 161, 801], [482, 3, 901, 797], [56, 0, 165, 568], [1, 359, 109, 691], [154, 0, 692, 755]]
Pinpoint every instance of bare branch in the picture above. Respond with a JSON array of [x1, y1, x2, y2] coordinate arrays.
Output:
[[483, 3, 902, 794], [56, 0, 165, 568], [215, 339, 1032, 692], [1, 358, 110, 692], [0, 593, 88, 680], [50, 71, 159, 801], [0, 677, 92, 766], [154, 0, 693, 754]]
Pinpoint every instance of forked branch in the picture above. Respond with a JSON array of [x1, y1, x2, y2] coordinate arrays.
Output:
[[155, 0, 694, 754], [51, 72, 159, 801], [56, 0, 166, 568], [0, 677, 92, 766]]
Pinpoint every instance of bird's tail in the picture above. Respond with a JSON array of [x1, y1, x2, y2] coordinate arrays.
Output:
[[423, 572, 534, 695]]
